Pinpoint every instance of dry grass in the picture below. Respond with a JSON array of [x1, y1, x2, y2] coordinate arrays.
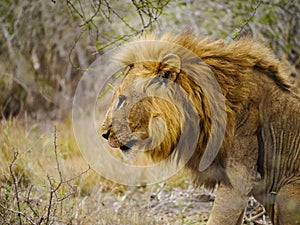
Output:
[[0, 116, 209, 225], [0, 116, 271, 225]]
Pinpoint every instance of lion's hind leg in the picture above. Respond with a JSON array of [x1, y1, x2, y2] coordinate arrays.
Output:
[[273, 182, 300, 225]]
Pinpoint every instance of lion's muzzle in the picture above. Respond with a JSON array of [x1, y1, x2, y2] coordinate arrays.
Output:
[[101, 128, 137, 151]]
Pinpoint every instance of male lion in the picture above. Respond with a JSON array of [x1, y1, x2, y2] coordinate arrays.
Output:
[[101, 32, 300, 225]]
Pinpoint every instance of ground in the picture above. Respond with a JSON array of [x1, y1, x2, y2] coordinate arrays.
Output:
[[95, 182, 271, 225]]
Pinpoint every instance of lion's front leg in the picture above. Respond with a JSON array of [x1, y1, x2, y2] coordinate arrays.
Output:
[[207, 184, 248, 225], [207, 162, 257, 225]]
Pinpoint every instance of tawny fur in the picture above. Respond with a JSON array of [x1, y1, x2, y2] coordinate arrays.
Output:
[[101, 32, 300, 224]]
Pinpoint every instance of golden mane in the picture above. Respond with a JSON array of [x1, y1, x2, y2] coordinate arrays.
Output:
[[116, 31, 291, 90]]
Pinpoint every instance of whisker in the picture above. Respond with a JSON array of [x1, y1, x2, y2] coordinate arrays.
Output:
[[133, 131, 147, 135]]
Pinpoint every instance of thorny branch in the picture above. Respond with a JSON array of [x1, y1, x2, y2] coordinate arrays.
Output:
[[0, 203, 36, 225], [45, 126, 62, 224], [1, 125, 91, 224], [25, 185, 40, 219], [45, 126, 90, 224], [9, 151, 22, 225]]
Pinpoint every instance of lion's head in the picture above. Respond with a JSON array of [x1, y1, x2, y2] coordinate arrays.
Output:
[[100, 34, 229, 183], [101, 55, 200, 162]]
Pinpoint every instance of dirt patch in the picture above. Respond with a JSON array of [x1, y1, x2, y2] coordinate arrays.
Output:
[[96, 182, 272, 225]]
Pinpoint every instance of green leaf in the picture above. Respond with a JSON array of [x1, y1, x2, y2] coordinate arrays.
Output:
[[96, 40, 102, 50], [249, 16, 256, 22], [98, 84, 113, 99]]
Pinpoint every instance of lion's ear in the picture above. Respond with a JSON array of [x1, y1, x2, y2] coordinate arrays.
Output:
[[161, 54, 181, 74]]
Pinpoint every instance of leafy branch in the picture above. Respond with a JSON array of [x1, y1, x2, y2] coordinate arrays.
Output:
[[231, 0, 262, 40], [64, 0, 171, 63]]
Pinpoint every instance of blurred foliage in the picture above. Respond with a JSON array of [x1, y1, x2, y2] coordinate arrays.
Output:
[[159, 0, 299, 61], [0, 0, 299, 119]]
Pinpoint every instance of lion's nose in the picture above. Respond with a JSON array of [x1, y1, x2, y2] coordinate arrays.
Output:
[[102, 130, 110, 139]]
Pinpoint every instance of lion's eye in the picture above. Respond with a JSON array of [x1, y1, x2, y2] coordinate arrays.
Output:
[[163, 71, 171, 79], [116, 95, 126, 109]]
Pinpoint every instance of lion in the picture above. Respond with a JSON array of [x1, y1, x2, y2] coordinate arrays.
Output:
[[100, 32, 300, 225]]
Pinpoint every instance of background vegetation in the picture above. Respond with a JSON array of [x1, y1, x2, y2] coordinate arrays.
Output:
[[0, 0, 299, 118], [0, 0, 299, 224]]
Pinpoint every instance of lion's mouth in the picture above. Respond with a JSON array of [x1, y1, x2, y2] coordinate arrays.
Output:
[[102, 130, 137, 151], [107, 140, 130, 150], [107, 140, 136, 151], [108, 141, 118, 149]]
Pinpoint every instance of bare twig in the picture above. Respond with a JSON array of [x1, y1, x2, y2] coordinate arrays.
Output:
[[150, 182, 166, 201], [57, 165, 91, 202], [25, 185, 40, 219], [66, 0, 84, 21], [245, 208, 267, 222], [0, 203, 36, 225], [95, 34, 133, 51], [44, 126, 91, 223], [45, 126, 63, 224], [132, 0, 146, 29], [9, 151, 22, 225], [103, 0, 137, 33], [1, 123, 92, 224], [132, 0, 170, 32], [53, 126, 63, 185], [64, 0, 171, 68], [79, 0, 101, 28]]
